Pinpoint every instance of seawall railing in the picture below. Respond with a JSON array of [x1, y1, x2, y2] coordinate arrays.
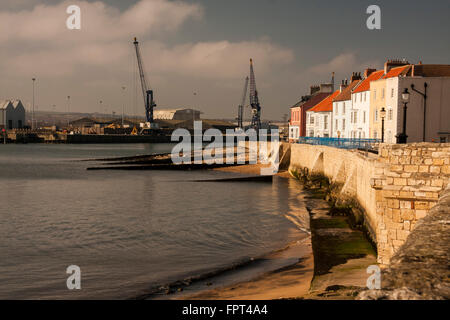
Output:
[[298, 137, 380, 150]]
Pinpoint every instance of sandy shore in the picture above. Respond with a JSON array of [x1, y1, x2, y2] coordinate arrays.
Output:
[[183, 165, 376, 300], [184, 237, 314, 300]]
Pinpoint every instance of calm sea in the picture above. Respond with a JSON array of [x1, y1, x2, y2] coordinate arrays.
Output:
[[0, 143, 309, 299]]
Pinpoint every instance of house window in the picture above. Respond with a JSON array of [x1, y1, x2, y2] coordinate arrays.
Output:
[[364, 92, 366, 101], [335, 119, 338, 130], [374, 90, 376, 100], [342, 119, 346, 130], [310, 115, 314, 124], [391, 88, 394, 98], [388, 108, 393, 121], [360, 93, 362, 102], [375, 110, 378, 122], [324, 115, 328, 130], [382, 88, 385, 98], [342, 103, 345, 114], [363, 111, 366, 123]]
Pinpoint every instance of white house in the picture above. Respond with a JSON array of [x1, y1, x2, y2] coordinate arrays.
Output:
[[371, 63, 450, 143], [306, 90, 341, 137], [332, 74, 362, 138], [349, 69, 385, 139]]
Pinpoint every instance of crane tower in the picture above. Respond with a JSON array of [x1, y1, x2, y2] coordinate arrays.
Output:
[[237, 76, 249, 129], [249, 59, 261, 131], [133, 37, 156, 124]]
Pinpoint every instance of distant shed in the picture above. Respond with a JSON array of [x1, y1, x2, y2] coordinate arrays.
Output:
[[153, 108, 202, 121]]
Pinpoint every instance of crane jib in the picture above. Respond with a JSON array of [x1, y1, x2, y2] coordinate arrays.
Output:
[[133, 37, 156, 123]]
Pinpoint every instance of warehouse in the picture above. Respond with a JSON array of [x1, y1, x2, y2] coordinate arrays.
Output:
[[0, 99, 26, 129], [153, 108, 202, 121]]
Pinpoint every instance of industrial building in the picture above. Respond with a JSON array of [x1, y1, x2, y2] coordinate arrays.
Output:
[[153, 108, 202, 121], [0, 99, 26, 129]]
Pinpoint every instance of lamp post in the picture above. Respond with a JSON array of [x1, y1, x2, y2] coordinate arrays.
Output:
[[67, 96, 71, 128], [396, 88, 410, 144], [32, 78, 36, 130], [122, 86, 126, 127], [380, 107, 386, 143], [410, 82, 428, 142], [52, 104, 56, 127]]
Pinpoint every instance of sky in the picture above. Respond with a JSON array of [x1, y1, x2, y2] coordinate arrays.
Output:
[[0, 0, 449, 120]]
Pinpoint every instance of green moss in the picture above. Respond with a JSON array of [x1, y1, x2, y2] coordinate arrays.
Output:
[[313, 218, 348, 229]]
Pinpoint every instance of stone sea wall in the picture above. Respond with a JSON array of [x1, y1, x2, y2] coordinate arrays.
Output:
[[358, 184, 450, 300], [288, 142, 450, 266]]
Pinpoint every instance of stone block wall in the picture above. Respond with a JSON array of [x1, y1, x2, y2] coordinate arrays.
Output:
[[373, 143, 450, 266], [289, 142, 450, 267]]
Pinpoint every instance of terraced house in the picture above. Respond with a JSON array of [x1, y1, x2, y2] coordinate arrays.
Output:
[[332, 73, 362, 138], [305, 89, 341, 137], [370, 62, 450, 143]]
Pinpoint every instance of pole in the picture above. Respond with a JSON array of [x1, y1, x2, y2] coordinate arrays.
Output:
[[32, 78, 36, 130], [122, 86, 126, 127], [381, 117, 385, 143], [396, 102, 408, 144], [67, 96, 71, 128], [411, 83, 428, 142]]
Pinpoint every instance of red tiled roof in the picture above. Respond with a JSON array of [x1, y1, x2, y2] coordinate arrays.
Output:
[[301, 92, 331, 109], [382, 65, 411, 79], [309, 90, 341, 112], [352, 70, 384, 93], [333, 80, 361, 102]]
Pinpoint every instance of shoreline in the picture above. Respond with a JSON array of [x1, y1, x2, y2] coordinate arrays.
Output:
[[177, 165, 377, 300]]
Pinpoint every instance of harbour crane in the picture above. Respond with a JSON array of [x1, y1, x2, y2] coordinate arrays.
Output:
[[249, 59, 262, 131], [237, 76, 249, 129], [133, 37, 156, 124]]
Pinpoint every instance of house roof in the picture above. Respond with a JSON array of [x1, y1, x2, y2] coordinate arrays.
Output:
[[0, 100, 14, 110], [301, 92, 332, 109], [382, 65, 411, 79], [333, 80, 361, 102], [291, 92, 332, 110], [308, 90, 341, 112], [352, 70, 384, 93]]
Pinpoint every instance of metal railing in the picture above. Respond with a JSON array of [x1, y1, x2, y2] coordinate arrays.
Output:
[[297, 137, 380, 149]]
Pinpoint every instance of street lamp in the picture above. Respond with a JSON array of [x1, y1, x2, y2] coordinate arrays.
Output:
[[67, 96, 71, 128], [396, 88, 410, 144], [122, 86, 126, 127], [32, 78, 36, 130], [410, 82, 428, 142], [380, 107, 386, 143]]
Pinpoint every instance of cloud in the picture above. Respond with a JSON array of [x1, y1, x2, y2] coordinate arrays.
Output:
[[145, 40, 294, 79], [0, 0, 295, 119], [0, 0, 293, 79], [308, 53, 381, 75]]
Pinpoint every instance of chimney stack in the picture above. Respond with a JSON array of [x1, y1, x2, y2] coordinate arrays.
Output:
[[339, 79, 348, 92], [384, 59, 409, 73], [310, 85, 320, 95], [364, 68, 376, 78], [331, 72, 335, 92], [350, 72, 362, 82]]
